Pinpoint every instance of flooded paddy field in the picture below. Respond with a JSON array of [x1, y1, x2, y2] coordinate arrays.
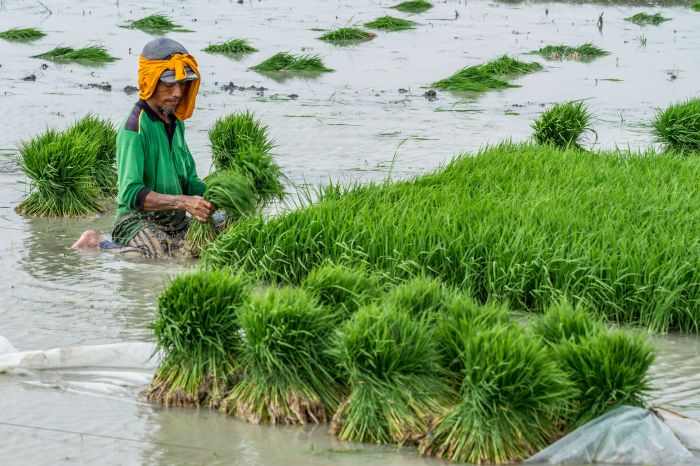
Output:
[[1, 0, 700, 464]]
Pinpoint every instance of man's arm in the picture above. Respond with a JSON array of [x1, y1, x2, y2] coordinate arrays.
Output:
[[142, 192, 213, 222]]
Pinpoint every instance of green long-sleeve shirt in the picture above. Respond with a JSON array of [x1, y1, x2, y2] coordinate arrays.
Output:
[[112, 100, 206, 245]]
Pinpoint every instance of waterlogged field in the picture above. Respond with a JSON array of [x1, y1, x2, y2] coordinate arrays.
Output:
[[2, 0, 700, 464]]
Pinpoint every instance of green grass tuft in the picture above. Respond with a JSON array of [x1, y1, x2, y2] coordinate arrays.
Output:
[[32, 45, 118, 63], [530, 299, 604, 346], [383, 275, 453, 318], [204, 39, 257, 55], [148, 270, 250, 407], [65, 115, 117, 197], [533, 43, 609, 61], [364, 16, 417, 31], [432, 55, 542, 93], [625, 12, 670, 25], [692, 1, 700, 11], [0, 27, 45, 41], [250, 52, 333, 73], [318, 27, 376, 44], [125, 14, 192, 33], [390, 0, 433, 13], [532, 100, 595, 150], [651, 98, 700, 154]]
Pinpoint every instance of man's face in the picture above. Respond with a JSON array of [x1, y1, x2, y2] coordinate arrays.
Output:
[[151, 80, 187, 116]]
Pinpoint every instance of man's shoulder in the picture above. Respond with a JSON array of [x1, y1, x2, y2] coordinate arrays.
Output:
[[123, 103, 144, 133]]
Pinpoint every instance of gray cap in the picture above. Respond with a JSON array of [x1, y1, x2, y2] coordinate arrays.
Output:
[[141, 38, 198, 83]]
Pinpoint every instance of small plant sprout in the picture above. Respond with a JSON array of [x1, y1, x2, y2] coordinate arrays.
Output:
[[251, 52, 333, 73], [204, 39, 257, 55], [637, 35, 648, 47], [531, 100, 595, 150], [0, 27, 45, 41], [32, 45, 118, 63], [364, 16, 417, 31], [533, 43, 609, 61], [124, 14, 193, 33], [318, 27, 376, 44], [652, 99, 700, 154], [432, 55, 542, 93], [625, 12, 670, 25], [390, 0, 433, 13]]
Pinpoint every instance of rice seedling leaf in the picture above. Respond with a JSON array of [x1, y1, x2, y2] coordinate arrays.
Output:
[[318, 27, 376, 44], [625, 12, 670, 25], [364, 16, 417, 31], [250, 52, 333, 73], [204, 39, 257, 55], [651, 98, 700, 154], [124, 14, 193, 33], [390, 0, 433, 13], [0, 27, 45, 41], [531, 100, 595, 150], [432, 55, 542, 93], [32, 45, 118, 63], [533, 43, 610, 61]]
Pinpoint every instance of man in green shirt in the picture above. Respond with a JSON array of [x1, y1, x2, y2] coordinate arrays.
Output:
[[72, 38, 213, 257]]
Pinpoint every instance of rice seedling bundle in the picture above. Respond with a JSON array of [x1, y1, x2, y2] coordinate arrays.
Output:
[[625, 12, 670, 25], [204, 141, 700, 333], [383, 275, 453, 318], [224, 287, 342, 424], [0, 27, 45, 41], [251, 52, 333, 73], [318, 27, 376, 44], [530, 299, 604, 346], [432, 55, 542, 93], [16, 130, 103, 217], [329, 304, 448, 444], [693, 2, 700, 11], [204, 39, 257, 55], [148, 270, 249, 408], [301, 262, 383, 318], [651, 98, 700, 154], [390, 0, 433, 13], [66, 115, 117, 197], [531, 100, 594, 150], [533, 43, 609, 61], [364, 16, 416, 31], [32, 45, 118, 63], [125, 14, 192, 33]]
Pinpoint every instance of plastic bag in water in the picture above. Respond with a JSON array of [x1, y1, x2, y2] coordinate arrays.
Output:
[[525, 405, 700, 465]]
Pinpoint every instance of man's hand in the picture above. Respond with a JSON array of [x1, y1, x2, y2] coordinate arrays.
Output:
[[184, 196, 215, 222], [142, 192, 214, 222]]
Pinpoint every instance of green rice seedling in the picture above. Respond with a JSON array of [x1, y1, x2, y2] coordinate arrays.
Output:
[[625, 12, 670, 25], [432, 55, 542, 93], [224, 287, 342, 424], [204, 39, 257, 55], [318, 27, 376, 44], [250, 52, 333, 73], [329, 304, 449, 444], [124, 14, 192, 33], [554, 330, 655, 426], [208, 112, 284, 207], [419, 324, 572, 464], [383, 275, 453, 318], [390, 0, 433, 13], [65, 115, 117, 197], [16, 130, 103, 217], [364, 16, 417, 31], [32, 45, 118, 63], [532, 100, 594, 150], [148, 270, 249, 408], [533, 43, 609, 61], [693, 2, 700, 11], [651, 98, 700, 154], [0, 27, 45, 41], [530, 299, 604, 346], [301, 262, 383, 318]]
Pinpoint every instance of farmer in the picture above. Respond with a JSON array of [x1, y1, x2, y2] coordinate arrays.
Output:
[[72, 38, 213, 257]]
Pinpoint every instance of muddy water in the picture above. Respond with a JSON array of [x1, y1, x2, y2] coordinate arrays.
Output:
[[1, 0, 700, 464]]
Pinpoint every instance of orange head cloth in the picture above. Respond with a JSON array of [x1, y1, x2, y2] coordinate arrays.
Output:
[[137, 53, 200, 121]]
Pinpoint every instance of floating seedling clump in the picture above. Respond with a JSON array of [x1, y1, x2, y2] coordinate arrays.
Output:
[[318, 27, 376, 44], [32, 45, 118, 63], [251, 52, 333, 73], [204, 39, 257, 55], [66, 115, 117, 197], [124, 14, 192, 33], [390, 0, 433, 13], [625, 12, 670, 25], [533, 43, 609, 61], [0, 27, 45, 41], [148, 270, 249, 408], [652, 98, 700, 154], [364, 16, 416, 31], [532, 100, 595, 150], [432, 55, 542, 93], [224, 287, 342, 424]]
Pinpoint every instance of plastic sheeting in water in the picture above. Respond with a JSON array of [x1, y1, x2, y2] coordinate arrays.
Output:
[[526, 405, 700, 465]]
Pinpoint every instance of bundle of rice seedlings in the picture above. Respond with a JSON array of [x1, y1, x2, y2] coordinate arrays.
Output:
[[693, 2, 700, 11], [554, 330, 655, 427], [651, 98, 700, 154], [329, 304, 448, 444], [533, 43, 609, 61], [364, 16, 417, 31], [383, 275, 453, 318], [204, 39, 257, 55], [625, 12, 670, 25], [420, 324, 573, 464], [318, 27, 376, 44], [432, 55, 542, 93], [16, 130, 103, 217], [224, 287, 342, 424], [0, 27, 45, 41], [208, 112, 284, 207], [390, 0, 433, 13], [124, 14, 192, 33], [530, 299, 604, 346], [66, 115, 117, 197], [301, 262, 383, 318], [250, 52, 333, 73], [148, 270, 249, 408], [531, 100, 594, 150], [32, 45, 118, 63]]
